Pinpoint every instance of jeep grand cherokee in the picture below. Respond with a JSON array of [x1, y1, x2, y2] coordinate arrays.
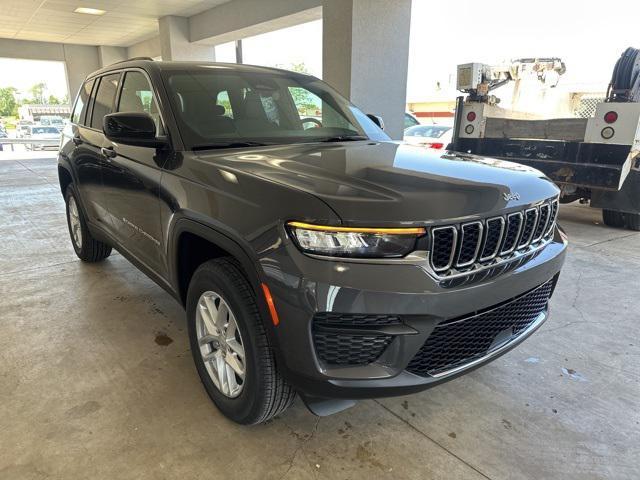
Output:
[[58, 59, 567, 424]]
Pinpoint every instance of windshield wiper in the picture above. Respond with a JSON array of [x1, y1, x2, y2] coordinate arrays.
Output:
[[315, 135, 368, 143], [192, 141, 272, 151]]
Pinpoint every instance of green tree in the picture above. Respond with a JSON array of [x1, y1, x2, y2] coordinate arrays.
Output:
[[47, 94, 61, 105], [29, 82, 47, 104], [0, 87, 18, 116]]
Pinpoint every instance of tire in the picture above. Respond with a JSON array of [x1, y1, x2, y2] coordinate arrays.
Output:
[[625, 212, 640, 231], [65, 185, 112, 262], [602, 209, 626, 229], [186, 258, 295, 424]]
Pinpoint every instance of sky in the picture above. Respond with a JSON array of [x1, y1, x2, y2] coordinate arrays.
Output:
[[0, 58, 68, 99], [216, 0, 638, 102], [2, 0, 638, 104]]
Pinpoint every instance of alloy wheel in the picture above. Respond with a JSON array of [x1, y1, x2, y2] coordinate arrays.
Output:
[[195, 291, 246, 398], [68, 195, 82, 249]]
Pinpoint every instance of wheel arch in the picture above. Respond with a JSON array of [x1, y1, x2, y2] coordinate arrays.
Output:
[[169, 217, 263, 307], [58, 164, 73, 196]]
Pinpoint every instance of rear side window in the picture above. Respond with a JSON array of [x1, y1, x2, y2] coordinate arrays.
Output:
[[72, 79, 94, 126], [118, 71, 161, 131], [90, 73, 121, 129]]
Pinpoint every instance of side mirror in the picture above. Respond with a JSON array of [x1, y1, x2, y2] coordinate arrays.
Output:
[[103, 112, 166, 148], [366, 114, 385, 130]]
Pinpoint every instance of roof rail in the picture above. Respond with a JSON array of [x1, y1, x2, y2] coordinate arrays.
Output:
[[110, 56, 155, 65]]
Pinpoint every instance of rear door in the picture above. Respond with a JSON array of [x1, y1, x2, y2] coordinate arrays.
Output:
[[101, 69, 167, 277], [71, 73, 121, 227]]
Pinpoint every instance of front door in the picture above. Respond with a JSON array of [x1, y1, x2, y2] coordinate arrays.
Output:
[[101, 70, 166, 277]]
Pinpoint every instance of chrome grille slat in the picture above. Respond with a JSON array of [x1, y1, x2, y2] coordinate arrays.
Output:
[[428, 198, 559, 278], [545, 200, 559, 237], [456, 221, 483, 268], [532, 203, 550, 243], [500, 212, 523, 255], [479, 217, 505, 262], [431, 226, 458, 272], [517, 208, 539, 249]]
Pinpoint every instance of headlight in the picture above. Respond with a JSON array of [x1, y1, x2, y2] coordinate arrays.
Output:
[[286, 221, 426, 258]]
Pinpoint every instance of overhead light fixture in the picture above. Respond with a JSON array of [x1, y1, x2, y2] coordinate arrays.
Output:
[[74, 7, 106, 15]]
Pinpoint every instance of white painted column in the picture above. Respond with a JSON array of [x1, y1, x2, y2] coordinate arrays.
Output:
[[62, 44, 101, 100], [322, 0, 412, 139], [98, 46, 128, 67], [158, 16, 215, 61]]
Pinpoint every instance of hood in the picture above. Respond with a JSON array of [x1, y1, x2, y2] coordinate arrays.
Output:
[[195, 141, 559, 225]]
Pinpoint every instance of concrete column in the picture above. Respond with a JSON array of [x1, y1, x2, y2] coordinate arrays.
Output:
[[62, 44, 101, 100], [322, 0, 412, 139], [98, 46, 128, 67], [159, 16, 215, 61]]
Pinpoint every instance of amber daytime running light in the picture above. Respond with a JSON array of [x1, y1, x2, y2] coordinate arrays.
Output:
[[286, 221, 426, 258]]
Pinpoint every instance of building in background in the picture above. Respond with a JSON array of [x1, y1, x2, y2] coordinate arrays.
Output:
[[18, 104, 70, 122]]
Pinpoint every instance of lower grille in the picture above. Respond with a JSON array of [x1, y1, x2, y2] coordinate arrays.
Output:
[[312, 314, 400, 366], [313, 331, 393, 365], [406, 279, 554, 377]]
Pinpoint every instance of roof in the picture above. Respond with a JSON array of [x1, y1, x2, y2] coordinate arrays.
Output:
[[89, 58, 312, 80]]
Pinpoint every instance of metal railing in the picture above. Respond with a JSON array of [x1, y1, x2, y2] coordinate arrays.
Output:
[[0, 138, 60, 151]]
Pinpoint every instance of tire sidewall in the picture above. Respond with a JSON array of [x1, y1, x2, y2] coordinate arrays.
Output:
[[186, 263, 266, 423], [64, 185, 86, 257]]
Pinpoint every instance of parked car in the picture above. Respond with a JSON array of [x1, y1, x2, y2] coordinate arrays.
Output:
[[404, 124, 453, 149], [40, 115, 65, 132], [58, 60, 567, 425], [404, 111, 420, 129], [25, 125, 60, 150], [16, 120, 31, 137]]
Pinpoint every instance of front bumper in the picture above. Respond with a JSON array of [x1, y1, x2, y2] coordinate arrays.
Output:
[[260, 227, 567, 399]]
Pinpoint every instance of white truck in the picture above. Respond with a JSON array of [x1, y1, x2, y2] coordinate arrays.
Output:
[[451, 49, 640, 230]]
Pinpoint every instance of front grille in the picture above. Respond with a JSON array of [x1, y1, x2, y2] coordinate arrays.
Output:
[[314, 313, 402, 327], [406, 279, 554, 377], [312, 314, 401, 366], [429, 198, 558, 276], [313, 331, 393, 365]]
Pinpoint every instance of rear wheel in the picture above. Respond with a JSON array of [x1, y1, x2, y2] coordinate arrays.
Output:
[[602, 209, 626, 228], [65, 185, 112, 262], [625, 212, 640, 231], [186, 258, 295, 424]]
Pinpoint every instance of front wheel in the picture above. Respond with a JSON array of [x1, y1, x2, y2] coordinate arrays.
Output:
[[186, 258, 295, 424]]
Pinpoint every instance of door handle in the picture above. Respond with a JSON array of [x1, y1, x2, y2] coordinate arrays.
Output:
[[101, 146, 117, 159]]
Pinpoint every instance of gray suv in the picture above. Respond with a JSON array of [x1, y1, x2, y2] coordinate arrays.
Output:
[[58, 59, 567, 424]]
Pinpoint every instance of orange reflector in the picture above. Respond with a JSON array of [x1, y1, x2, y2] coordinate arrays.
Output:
[[261, 283, 280, 326], [286, 221, 425, 235]]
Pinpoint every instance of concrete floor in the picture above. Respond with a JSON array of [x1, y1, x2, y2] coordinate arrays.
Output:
[[1, 156, 639, 480]]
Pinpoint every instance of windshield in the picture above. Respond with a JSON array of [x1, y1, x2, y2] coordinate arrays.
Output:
[[163, 67, 389, 149], [32, 127, 59, 134], [405, 125, 451, 138]]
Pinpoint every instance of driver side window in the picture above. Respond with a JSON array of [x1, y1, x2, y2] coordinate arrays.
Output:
[[118, 71, 162, 133]]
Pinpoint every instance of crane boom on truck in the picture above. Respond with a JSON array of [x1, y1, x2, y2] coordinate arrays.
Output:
[[451, 48, 640, 230]]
